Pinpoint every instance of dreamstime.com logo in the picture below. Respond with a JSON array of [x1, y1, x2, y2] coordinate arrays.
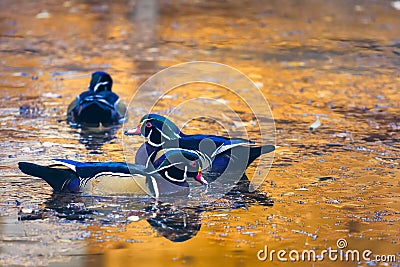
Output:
[[257, 238, 398, 263], [122, 61, 276, 204]]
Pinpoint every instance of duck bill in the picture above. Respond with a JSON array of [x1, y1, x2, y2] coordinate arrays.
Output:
[[195, 169, 208, 185], [124, 125, 141, 136]]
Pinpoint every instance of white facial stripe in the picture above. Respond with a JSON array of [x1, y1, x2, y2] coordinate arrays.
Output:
[[164, 122, 180, 138], [184, 166, 188, 180], [147, 162, 182, 174], [146, 129, 152, 139], [155, 127, 172, 140], [146, 151, 156, 169], [147, 138, 164, 147], [145, 127, 167, 147], [165, 170, 185, 183], [93, 81, 109, 92], [150, 176, 159, 198], [161, 148, 210, 169]]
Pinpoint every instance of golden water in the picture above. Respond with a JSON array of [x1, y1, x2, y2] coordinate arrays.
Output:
[[0, 1, 398, 266]]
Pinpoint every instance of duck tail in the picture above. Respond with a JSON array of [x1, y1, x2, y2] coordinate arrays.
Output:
[[18, 162, 79, 192], [248, 145, 275, 166]]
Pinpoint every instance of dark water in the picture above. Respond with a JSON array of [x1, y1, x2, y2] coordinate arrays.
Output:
[[0, 1, 399, 266]]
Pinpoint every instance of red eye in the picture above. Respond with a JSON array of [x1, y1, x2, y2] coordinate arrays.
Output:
[[190, 161, 196, 167], [145, 121, 152, 128]]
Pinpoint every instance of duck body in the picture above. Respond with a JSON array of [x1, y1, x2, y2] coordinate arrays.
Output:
[[67, 90, 125, 126], [19, 159, 149, 196], [67, 72, 126, 127], [18, 149, 206, 198], [136, 140, 274, 176], [127, 114, 275, 177]]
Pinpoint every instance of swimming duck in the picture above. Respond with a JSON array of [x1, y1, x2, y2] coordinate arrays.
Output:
[[67, 71, 127, 127], [125, 114, 275, 177], [18, 149, 206, 198]]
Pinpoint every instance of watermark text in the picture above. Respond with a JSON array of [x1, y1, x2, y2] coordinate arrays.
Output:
[[257, 239, 398, 263]]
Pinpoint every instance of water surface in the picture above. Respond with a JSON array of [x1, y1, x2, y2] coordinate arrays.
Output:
[[0, 1, 399, 266]]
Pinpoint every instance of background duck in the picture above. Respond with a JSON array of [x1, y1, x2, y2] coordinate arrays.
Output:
[[67, 71, 127, 127]]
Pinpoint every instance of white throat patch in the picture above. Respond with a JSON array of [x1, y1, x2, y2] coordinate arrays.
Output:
[[93, 81, 109, 92]]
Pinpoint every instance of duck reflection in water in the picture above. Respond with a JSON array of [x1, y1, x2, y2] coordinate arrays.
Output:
[[18, 194, 203, 241], [17, 174, 272, 242], [75, 125, 119, 152], [145, 175, 273, 242], [146, 204, 203, 242]]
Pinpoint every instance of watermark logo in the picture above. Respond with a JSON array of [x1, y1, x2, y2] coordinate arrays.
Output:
[[336, 238, 348, 249], [257, 238, 398, 263], [122, 61, 275, 204]]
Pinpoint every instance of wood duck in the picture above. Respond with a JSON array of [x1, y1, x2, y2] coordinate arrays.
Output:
[[18, 149, 205, 198], [125, 114, 275, 178], [67, 71, 127, 127]]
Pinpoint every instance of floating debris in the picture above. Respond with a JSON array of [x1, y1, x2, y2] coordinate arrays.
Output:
[[212, 214, 229, 217], [241, 231, 255, 236], [309, 116, 321, 131], [19, 101, 43, 117], [354, 5, 364, 12], [11, 72, 31, 77], [36, 10, 51, 19], [295, 187, 309, 191], [253, 81, 263, 89], [331, 132, 347, 138], [391, 1, 400, 10], [127, 215, 140, 222], [42, 92, 62, 99], [317, 176, 336, 181]]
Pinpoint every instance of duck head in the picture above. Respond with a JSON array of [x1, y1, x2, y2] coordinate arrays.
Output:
[[88, 71, 113, 93], [152, 149, 207, 185], [125, 114, 181, 147]]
